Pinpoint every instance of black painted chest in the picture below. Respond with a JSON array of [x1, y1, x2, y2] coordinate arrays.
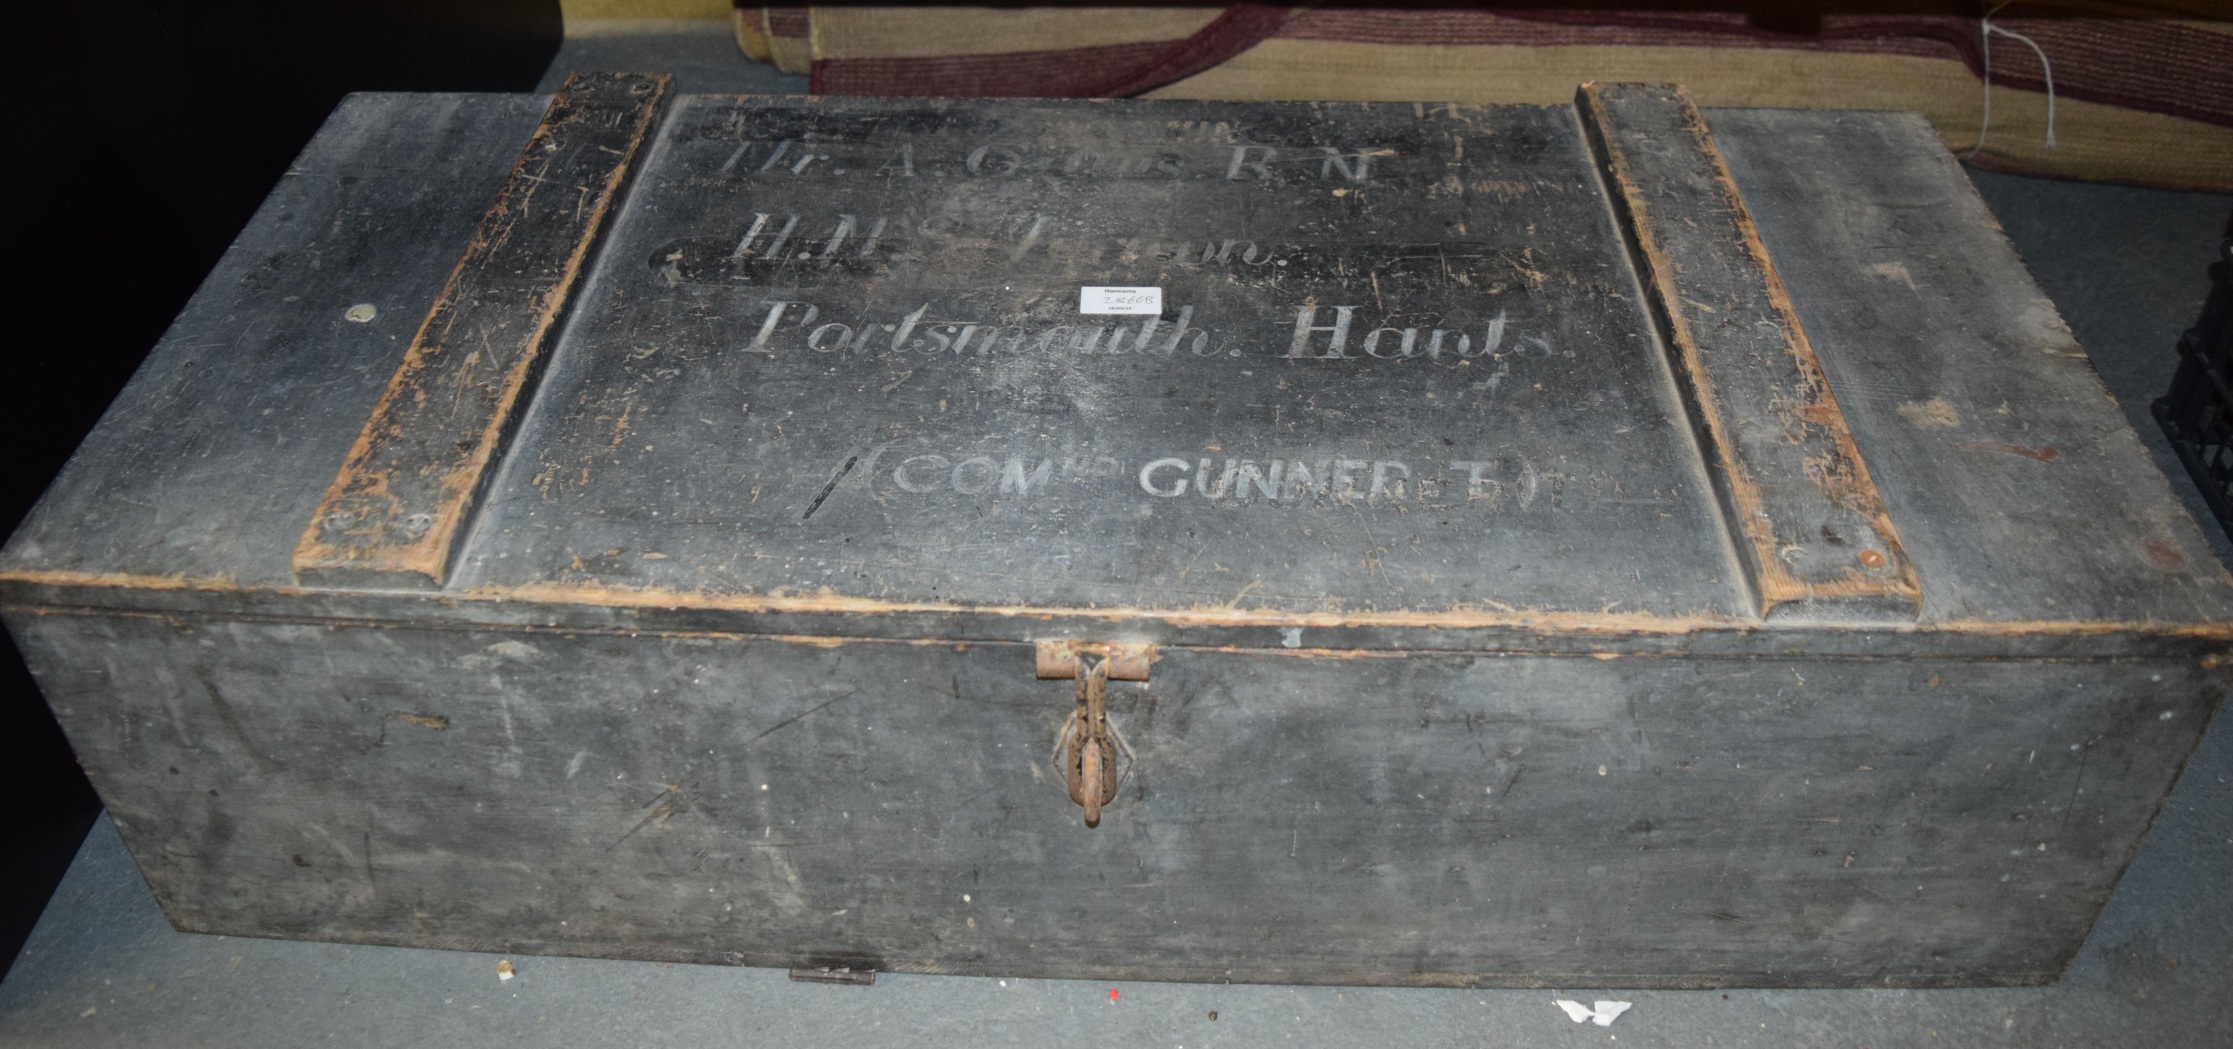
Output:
[[4, 77, 2227, 988]]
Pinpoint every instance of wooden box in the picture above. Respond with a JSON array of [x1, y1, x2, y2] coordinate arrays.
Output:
[[5, 76, 2228, 988]]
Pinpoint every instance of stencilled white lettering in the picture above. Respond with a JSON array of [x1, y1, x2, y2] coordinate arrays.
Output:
[[711, 138, 1396, 183], [721, 213, 888, 263], [865, 451, 1596, 512], [746, 301, 818, 354], [1220, 145, 1390, 182], [890, 455, 1126, 498], [1195, 239, 1278, 266], [662, 203, 1380, 280], [743, 301, 1224, 359], [1286, 302, 1548, 362], [726, 140, 828, 176], [731, 298, 1558, 363]]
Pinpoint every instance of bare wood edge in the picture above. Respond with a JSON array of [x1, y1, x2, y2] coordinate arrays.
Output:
[[1034, 640, 1157, 680], [1681, 97, 1923, 613], [7, 569, 2233, 643], [290, 73, 673, 590], [1576, 82, 1921, 621]]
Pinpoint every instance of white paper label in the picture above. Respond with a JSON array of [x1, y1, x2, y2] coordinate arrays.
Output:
[[1079, 286, 1163, 315]]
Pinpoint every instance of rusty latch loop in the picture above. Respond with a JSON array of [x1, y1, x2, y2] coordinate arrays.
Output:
[[1068, 656, 1118, 826], [1038, 641, 1149, 827], [1048, 653, 1137, 828]]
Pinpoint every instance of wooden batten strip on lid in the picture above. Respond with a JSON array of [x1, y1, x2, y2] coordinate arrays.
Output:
[[1577, 82, 1921, 621], [292, 72, 671, 590]]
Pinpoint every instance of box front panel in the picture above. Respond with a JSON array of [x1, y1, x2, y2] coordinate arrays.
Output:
[[18, 611, 2216, 987]]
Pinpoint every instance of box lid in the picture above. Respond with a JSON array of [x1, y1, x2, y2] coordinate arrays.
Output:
[[460, 88, 1755, 626], [7, 78, 2230, 649]]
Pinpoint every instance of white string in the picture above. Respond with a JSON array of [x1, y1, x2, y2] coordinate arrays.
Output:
[[1972, 2, 2059, 153]]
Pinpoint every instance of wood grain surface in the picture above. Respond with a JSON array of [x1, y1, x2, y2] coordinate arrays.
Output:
[[293, 73, 670, 589], [1579, 83, 1920, 622]]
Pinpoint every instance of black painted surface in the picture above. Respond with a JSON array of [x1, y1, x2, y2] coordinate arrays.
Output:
[[12, 611, 2216, 987], [1580, 85, 1916, 621], [3, 91, 2229, 987], [1712, 109, 2233, 629], [2, 95, 549, 588], [467, 97, 1739, 618], [297, 73, 672, 590]]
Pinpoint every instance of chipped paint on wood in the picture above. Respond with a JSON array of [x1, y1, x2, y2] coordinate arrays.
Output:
[[6, 567, 2232, 644], [291, 73, 671, 590], [16, 610, 2221, 988], [479, 580, 1740, 632], [1577, 83, 1921, 622], [6, 87, 2229, 991]]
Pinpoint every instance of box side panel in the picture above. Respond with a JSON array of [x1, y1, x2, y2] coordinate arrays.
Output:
[[16, 610, 2218, 987], [1708, 108, 2233, 628], [0, 93, 546, 590]]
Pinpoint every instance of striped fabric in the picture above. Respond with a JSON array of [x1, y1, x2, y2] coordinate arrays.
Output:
[[734, 3, 2233, 190]]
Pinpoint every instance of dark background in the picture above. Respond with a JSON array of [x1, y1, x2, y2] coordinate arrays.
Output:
[[0, 0, 564, 982]]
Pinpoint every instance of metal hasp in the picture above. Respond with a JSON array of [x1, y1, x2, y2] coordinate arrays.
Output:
[[1037, 642, 1150, 826]]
